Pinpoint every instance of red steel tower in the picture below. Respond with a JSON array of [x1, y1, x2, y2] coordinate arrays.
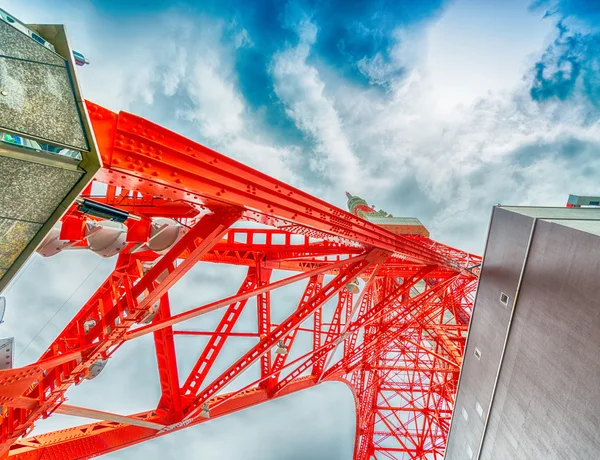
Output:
[[0, 102, 480, 459]]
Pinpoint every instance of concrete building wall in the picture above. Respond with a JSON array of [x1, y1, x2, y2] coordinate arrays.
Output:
[[445, 208, 534, 459], [0, 9, 101, 291], [446, 206, 600, 460]]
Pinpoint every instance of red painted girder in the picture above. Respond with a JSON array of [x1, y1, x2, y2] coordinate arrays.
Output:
[[86, 101, 461, 270], [181, 250, 389, 420], [256, 268, 273, 385], [0, 207, 240, 455], [354, 370, 379, 460], [124, 254, 377, 341], [271, 268, 438, 396], [313, 288, 351, 379], [0, 99, 478, 460], [266, 274, 323, 393], [180, 268, 259, 398], [325, 277, 459, 380], [153, 293, 181, 413], [7, 377, 325, 460]]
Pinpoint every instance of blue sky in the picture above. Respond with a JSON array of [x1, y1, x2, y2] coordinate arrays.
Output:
[[3, 0, 600, 458]]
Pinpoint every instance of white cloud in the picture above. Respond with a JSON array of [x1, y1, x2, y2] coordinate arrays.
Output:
[[425, 0, 554, 112], [4, 1, 600, 458], [271, 20, 361, 190], [323, 70, 600, 252], [179, 58, 246, 140]]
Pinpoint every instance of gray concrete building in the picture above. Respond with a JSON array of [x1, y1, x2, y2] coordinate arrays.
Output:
[[445, 206, 600, 460], [0, 8, 100, 291]]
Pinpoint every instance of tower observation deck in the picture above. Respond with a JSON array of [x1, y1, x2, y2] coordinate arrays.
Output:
[[346, 192, 430, 238], [0, 7, 480, 460]]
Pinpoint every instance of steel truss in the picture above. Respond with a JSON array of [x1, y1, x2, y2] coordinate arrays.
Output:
[[0, 102, 480, 459]]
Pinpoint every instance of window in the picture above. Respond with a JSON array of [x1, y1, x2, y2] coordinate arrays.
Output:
[[476, 401, 484, 418], [466, 445, 474, 459], [474, 347, 482, 360], [462, 407, 469, 422], [500, 292, 509, 307]]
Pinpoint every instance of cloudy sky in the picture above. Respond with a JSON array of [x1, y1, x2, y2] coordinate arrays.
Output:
[[3, 0, 600, 458]]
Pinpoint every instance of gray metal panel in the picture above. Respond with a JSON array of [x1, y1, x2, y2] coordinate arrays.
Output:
[[480, 218, 600, 460], [0, 337, 14, 370], [445, 208, 534, 460], [0, 155, 82, 222]]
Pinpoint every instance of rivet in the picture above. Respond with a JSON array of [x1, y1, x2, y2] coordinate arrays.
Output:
[[176, 178, 182, 184]]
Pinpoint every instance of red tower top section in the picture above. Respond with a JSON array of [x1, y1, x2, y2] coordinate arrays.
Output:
[[345, 192, 430, 238]]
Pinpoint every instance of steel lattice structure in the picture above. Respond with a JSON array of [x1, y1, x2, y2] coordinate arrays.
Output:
[[0, 102, 480, 460]]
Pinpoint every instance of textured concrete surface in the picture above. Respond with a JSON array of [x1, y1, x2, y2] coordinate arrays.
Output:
[[0, 154, 81, 274], [0, 20, 87, 149], [0, 18, 64, 65], [0, 155, 82, 222], [446, 207, 600, 460], [0, 21, 100, 291], [0, 218, 42, 269]]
